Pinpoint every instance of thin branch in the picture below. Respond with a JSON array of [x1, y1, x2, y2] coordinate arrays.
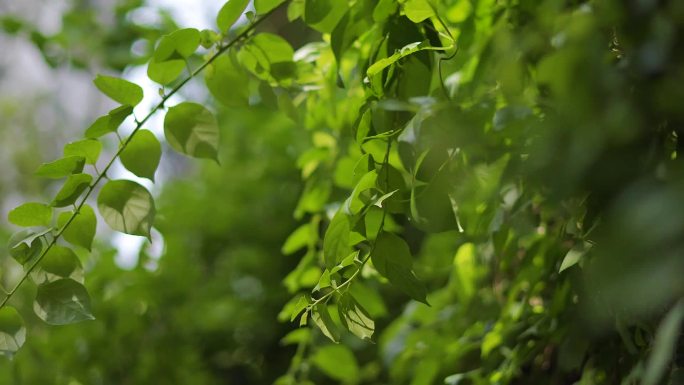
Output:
[[0, 4, 285, 310]]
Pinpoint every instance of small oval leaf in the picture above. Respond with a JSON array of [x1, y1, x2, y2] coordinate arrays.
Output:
[[97, 180, 155, 238], [217, 0, 249, 33], [120, 129, 162, 181], [93, 75, 143, 107], [51, 173, 92, 208], [8, 202, 52, 227], [35, 156, 85, 179], [64, 139, 102, 165], [57, 204, 97, 251]]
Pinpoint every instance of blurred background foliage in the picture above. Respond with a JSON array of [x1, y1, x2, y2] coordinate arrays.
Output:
[[1, 0, 683, 385]]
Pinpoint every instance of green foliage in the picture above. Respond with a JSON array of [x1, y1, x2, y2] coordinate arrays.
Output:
[[120, 129, 162, 181], [0, 307, 25, 358], [97, 180, 155, 238], [8, 203, 52, 228], [3, 0, 684, 384], [164, 102, 220, 161], [93, 75, 144, 107]]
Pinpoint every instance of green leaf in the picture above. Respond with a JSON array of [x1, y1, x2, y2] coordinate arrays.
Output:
[[64, 139, 102, 165], [403, 0, 435, 23], [57, 204, 96, 251], [338, 293, 375, 341], [148, 28, 200, 85], [97, 180, 155, 238], [31, 245, 83, 284], [239, 33, 295, 82], [373, 0, 398, 22], [120, 129, 161, 181], [0, 306, 26, 358], [205, 53, 250, 108], [323, 210, 351, 268], [254, 0, 285, 14], [8, 230, 47, 265], [8, 203, 52, 227], [311, 304, 340, 343], [199, 29, 221, 49], [343, 170, 378, 215], [311, 345, 359, 382], [93, 75, 143, 107], [643, 300, 684, 385], [34, 278, 94, 325], [147, 60, 186, 85], [153, 28, 200, 61], [85, 105, 133, 138], [217, 0, 249, 33], [290, 294, 310, 322], [371, 232, 428, 304], [282, 223, 313, 255], [559, 247, 584, 273], [303, 0, 347, 33], [367, 41, 447, 78], [164, 102, 220, 161], [35, 156, 85, 179], [51, 173, 92, 208]]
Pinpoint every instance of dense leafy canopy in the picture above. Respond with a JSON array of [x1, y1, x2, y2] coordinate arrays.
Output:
[[1, 0, 684, 384]]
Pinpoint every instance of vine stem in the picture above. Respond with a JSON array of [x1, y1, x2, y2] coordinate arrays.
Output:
[[0, 3, 286, 310], [307, 139, 393, 310]]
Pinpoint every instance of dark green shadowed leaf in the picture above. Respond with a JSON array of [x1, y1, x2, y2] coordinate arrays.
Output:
[[8, 202, 52, 227], [64, 139, 102, 165], [311, 345, 359, 382], [85, 105, 133, 138], [311, 304, 340, 343], [57, 204, 96, 251], [35, 156, 85, 179], [338, 293, 375, 341], [217, 0, 249, 33], [0, 307, 26, 358], [323, 210, 351, 268], [8, 230, 47, 265], [31, 245, 83, 284], [120, 129, 162, 181], [93, 75, 143, 107], [643, 300, 684, 385], [51, 173, 92, 208], [371, 232, 428, 304], [97, 180, 155, 238], [164, 102, 220, 161], [34, 278, 94, 325]]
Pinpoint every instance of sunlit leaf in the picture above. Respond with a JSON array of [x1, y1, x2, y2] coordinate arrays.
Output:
[[51, 173, 92, 208], [338, 293, 375, 341], [120, 129, 162, 181], [164, 102, 220, 161], [311, 304, 340, 343], [35, 156, 85, 179], [57, 204, 96, 251], [64, 139, 102, 165], [97, 180, 155, 238], [217, 0, 249, 33], [8, 202, 52, 227], [93, 75, 143, 107], [311, 345, 359, 382]]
